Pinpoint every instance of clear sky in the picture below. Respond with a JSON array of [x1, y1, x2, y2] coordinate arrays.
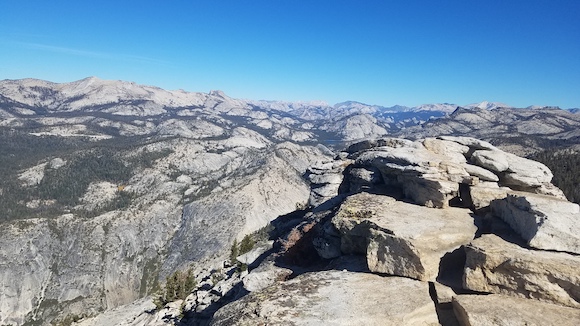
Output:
[[1, 1, 579, 108]]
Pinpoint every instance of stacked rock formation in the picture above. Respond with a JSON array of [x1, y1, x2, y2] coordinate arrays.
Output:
[[213, 136, 579, 326]]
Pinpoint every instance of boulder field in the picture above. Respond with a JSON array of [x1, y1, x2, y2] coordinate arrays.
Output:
[[211, 136, 579, 326]]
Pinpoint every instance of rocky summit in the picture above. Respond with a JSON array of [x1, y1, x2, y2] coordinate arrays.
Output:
[[76, 136, 578, 326], [0, 78, 579, 325]]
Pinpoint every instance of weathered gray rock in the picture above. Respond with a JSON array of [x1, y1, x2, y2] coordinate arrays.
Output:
[[159, 300, 184, 321], [241, 261, 292, 292], [73, 298, 158, 326], [347, 166, 383, 192], [468, 182, 509, 210], [235, 241, 273, 266], [346, 138, 415, 154], [433, 282, 456, 304], [312, 223, 342, 259], [306, 160, 349, 207], [471, 150, 510, 172], [354, 143, 471, 208], [422, 137, 469, 164], [310, 183, 340, 198], [355, 143, 443, 175], [462, 163, 499, 182], [211, 270, 440, 326], [49, 157, 66, 169], [453, 294, 580, 326], [308, 173, 343, 185], [18, 162, 47, 186], [502, 151, 553, 186], [470, 148, 555, 193], [437, 136, 496, 150], [491, 193, 580, 253], [535, 183, 568, 199], [332, 192, 477, 281], [345, 136, 565, 209], [324, 113, 389, 142], [463, 234, 580, 308], [400, 177, 462, 208]]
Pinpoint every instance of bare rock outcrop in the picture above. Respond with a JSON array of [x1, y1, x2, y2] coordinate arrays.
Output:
[[352, 139, 470, 208], [211, 270, 439, 326], [329, 192, 477, 281], [463, 234, 580, 308], [490, 193, 580, 254], [235, 241, 273, 267], [305, 160, 349, 207], [461, 163, 499, 182], [347, 166, 383, 193], [453, 294, 580, 326], [209, 136, 577, 325], [344, 136, 565, 210], [241, 261, 292, 292], [467, 182, 509, 210], [73, 298, 157, 326]]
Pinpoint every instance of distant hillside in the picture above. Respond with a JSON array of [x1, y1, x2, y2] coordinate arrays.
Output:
[[396, 106, 580, 156], [529, 148, 580, 203]]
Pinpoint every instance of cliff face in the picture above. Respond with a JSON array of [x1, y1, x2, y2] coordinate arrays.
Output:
[[0, 137, 330, 325], [208, 137, 580, 326], [0, 203, 181, 324]]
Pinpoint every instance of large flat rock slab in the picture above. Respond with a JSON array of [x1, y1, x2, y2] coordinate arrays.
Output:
[[491, 192, 580, 254], [453, 294, 580, 326], [463, 234, 580, 308], [210, 270, 439, 326], [332, 192, 477, 281], [345, 136, 566, 210]]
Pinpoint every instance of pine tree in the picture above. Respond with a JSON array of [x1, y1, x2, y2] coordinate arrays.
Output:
[[229, 239, 239, 262], [239, 234, 255, 255]]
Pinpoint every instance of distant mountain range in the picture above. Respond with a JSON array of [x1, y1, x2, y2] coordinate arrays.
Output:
[[0, 77, 577, 147]]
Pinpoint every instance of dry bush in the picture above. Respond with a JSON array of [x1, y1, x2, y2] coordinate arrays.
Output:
[[279, 220, 321, 266]]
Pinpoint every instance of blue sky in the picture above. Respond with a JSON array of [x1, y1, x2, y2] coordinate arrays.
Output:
[[1, 1, 579, 108]]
